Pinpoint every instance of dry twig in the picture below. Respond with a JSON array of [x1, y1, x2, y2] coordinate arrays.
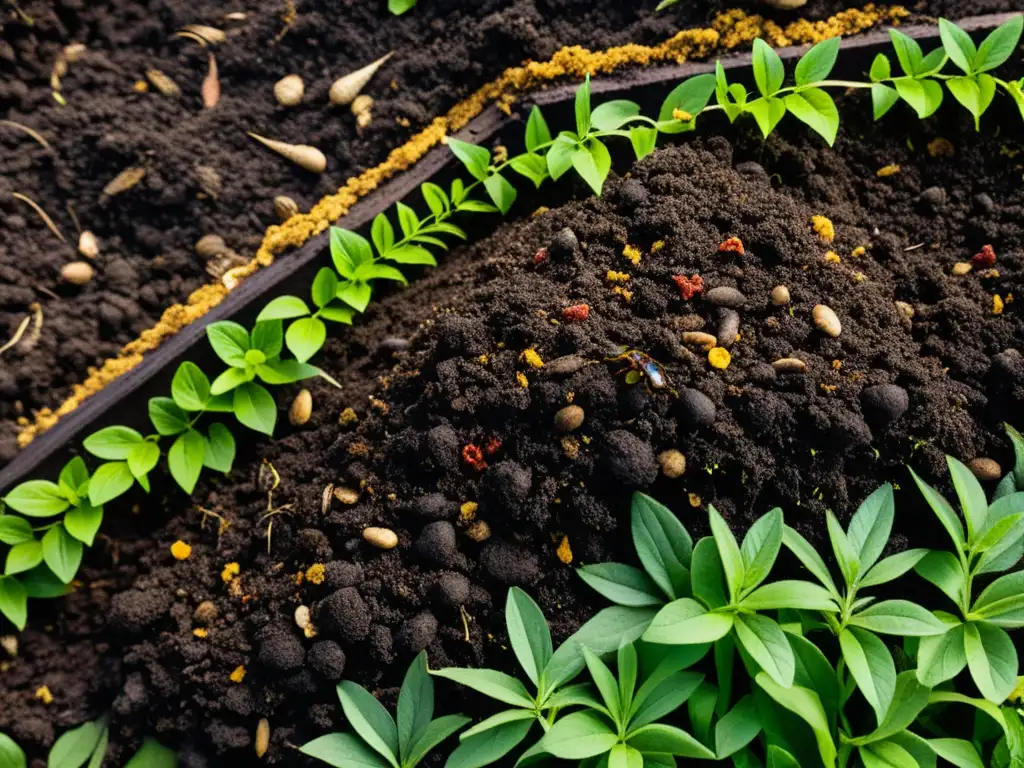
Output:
[[12, 193, 66, 243]]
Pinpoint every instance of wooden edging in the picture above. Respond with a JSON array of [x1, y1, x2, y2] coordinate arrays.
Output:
[[0, 11, 1016, 494]]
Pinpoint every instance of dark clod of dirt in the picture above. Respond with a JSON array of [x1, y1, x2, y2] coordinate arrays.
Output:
[[315, 587, 371, 643], [601, 430, 658, 488], [307, 641, 347, 681], [481, 461, 533, 518], [919, 186, 948, 208], [677, 388, 717, 430], [434, 572, 471, 611], [549, 228, 580, 261], [480, 542, 539, 586], [415, 521, 459, 567], [617, 179, 649, 211], [323, 561, 364, 589], [860, 384, 910, 427], [109, 589, 172, 633], [396, 611, 439, 655], [413, 493, 457, 521], [258, 628, 306, 672]]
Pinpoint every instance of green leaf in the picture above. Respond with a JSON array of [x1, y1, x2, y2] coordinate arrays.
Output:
[[582, 646, 621, 721], [848, 600, 948, 636], [911, 468, 966, 552], [848, 484, 895, 572], [388, 0, 417, 14], [206, 320, 250, 367], [708, 505, 744, 602], [754, 673, 836, 766], [233, 382, 276, 435], [784, 87, 839, 146], [734, 613, 794, 687], [354, 262, 407, 285], [714, 695, 762, 759], [859, 549, 929, 588], [371, 213, 395, 256], [752, 38, 785, 97], [629, 669, 704, 731], [975, 16, 1023, 72], [747, 96, 787, 138], [250, 319, 283, 358], [0, 576, 28, 630], [541, 711, 615, 760], [782, 526, 839, 597], [575, 74, 592, 137], [0, 516, 34, 545], [860, 740, 918, 768], [795, 37, 840, 85], [394, 203, 419, 240], [506, 588, 552, 688], [285, 316, 327, 363], [202, 423, 235, 474], [917, 621, 968, 686], [914, 550, 965, 607], [300, 733, 394, 768], [657, 73, 716, 133], [459, 709, 536, 740], [964, 621, 1017, 703], [256, 359, 320, 386], [889, 29, 925, 76], [48, 718, 107, 768], [546, 134, 577, 180], [826, 509, 860, 590], [88, 462, 134, 506], [448, 138, 490, 182], [947, 75, 996, 129], [483, 173, 517, 215], [740, 580, 838, 612], [445, 720, 533, 768], [525, 106, 552, 152], [789, 633, 840, 717], [740, 507, 783, 591], [854, 671, 931, 745], [840, 627, 896, 725], [872, 83, 900, 120], [170, 362, 212, 412], [405, 715, 470, 767], [928, 737, 984, 768], [948, 456, 990, 543], [337, 681, 400, 767], [607, 743, 642, 768], [148, 397, 191, 435], [631, 493, 692, 600], [397, 652, 433, 761], [643, 598, 733, 645], [617, 644, 637, 715], [0, 733, 26, 768], [591, 99, 641, 131], [308, 268, 340, 310], [939, 18, 978, 74], [626, 724, 715, 759], [258, 295, 310, 322], [335, 228, 375, 271], [894, 78, 944, 118], [337, 280, 373, 313], [64, 504, 103, 547], [508, 154, 548, 188], [123, 738, 176, 768], [432, 668, 534, 709], [83, 425, 143, 460], [167, 429, 204, 494], [58, 457, 89, 501], [86, 729, 108, 768], [628, 126, 658, 161], [974, 570, 1024, 619], [4, 480, 70, 518], [920, 46, 949, 76], [691, 536, 728, 609], [209, 366, 253, 396], [420, 182, 449, 217], [6, 539, 42, 576], [870, 53, 892, 82], [41, 524, 82, 584], [578, 563, 663, 607], [571, 140, 611, 196], [543, 606, 656, 690], [766, 745, 800, 768]]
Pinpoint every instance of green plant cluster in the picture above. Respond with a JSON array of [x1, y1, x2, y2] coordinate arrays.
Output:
[[388, 0, 417, 15], [0, 717, 176, 768], [298, 441, 1024, 767]]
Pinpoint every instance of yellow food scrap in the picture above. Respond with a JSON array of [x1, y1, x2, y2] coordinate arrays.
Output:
[[606, 270, 630, 283], [851, 246, 866, 258], [832, 360, 843, 371], [811, 215, 835, 243], [672, 108, 693, 122], [477, 354, 489, 365], [531, 206, 549, 218], [520, 348, 544, 368], [688, 493, 702, 508], [651, 240, 665, 253], [460, 502, 478, 521], [221, 562, 241, 583], [339, 407, 358, 426], [623, 244, 642, 265], [994, 295, 1005, 315], [556, 535, 573, 564], [853, 272, 866, 283], [820, 383, 838, 393], [611, 285, 633, 302], [515, 371, 529, 388], [708, 347, 731, 370], [170, 540, 192, 561], [193, 628, 209, 639], [824, 251, 841, 264], [876, 164, 901, 177], [133, 79, 148, 93], [305, 563, 326, 585], [35, 686, 54, 705], [230, 665, 247, 683]]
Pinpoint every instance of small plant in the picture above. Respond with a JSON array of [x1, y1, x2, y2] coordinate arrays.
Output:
[[0, 718, 177, 768], [388, 0, 417, 15], [301, 651, 469, 767]]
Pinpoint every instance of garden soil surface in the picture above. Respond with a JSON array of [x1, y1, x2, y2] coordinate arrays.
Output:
[[3, 0, 1024, 467], [2, 75, 1024, 764]]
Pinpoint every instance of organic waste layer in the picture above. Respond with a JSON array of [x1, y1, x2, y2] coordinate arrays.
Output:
[[2, 0, 1023, 465], [3, 86, 1024, 762]]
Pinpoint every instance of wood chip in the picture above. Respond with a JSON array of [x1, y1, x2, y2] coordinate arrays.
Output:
[[201, 54, 220, 108], [146, 69, 180, 97], [103, 166, 146, 197]]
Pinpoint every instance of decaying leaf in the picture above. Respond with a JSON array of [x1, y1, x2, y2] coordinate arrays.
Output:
[[146, 69, 181, 97], [103, 166, 146, 197]]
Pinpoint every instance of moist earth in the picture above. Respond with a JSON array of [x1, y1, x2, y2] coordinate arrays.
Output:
[[2, 80, 1023, 764], [3, 0, 1024, 464]]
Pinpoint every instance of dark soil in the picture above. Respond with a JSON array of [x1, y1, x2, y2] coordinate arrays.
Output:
[[3, 74, 1024, 764], [3, 0, 1024, 466]]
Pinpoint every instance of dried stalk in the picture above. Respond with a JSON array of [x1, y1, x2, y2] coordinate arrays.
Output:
[[0, 316, 30, 357], [0, 120, 51, 150], [12, 193, 66, 243]]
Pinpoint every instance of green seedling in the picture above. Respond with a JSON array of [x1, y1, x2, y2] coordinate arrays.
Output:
[[0, 720, 176, 768]]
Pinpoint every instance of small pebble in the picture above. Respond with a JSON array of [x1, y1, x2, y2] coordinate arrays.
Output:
[[61, 261, 94, 285], [968, 458, 1002, 482], [193, 601, 219, 625], [812, 304, 841, 337], [772, 358, 807, 373], [554, 405, 585, 433], [255, 719, 270, 759], [548, 228, 579, 260], [658, 450, 686, 478], [716, 309, 740, 349], [895, 301, 915, 320], [294, 605, 311, 630], [78, 230, 99, 259], [289, 389, 312, 426], [705, 286, 746, 309], [546, 355, 587, 376], [363, 527, 398, 549], [919, 187, 947, 207], [771, 285, 790, 306], [677, 388, 716, 429], [860, 384, 909, 425], [682, 332, 717, 350], [952, 262, 973, 276]]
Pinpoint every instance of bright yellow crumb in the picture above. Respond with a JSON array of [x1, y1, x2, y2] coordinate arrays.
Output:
[[35, 686, 53, 705], [515, 371, 529, 388], [221, 562, 240, 583], [708, 347, 731, 370], [460, 502, 478, 521], [876, 164, 901, 177], [811, 216, 835, 244], [193, 628, 208, 638], [853, 272, 866, 283], [824, 251, 841, 264], [531, 206, 549, 218], [170, 540, 192, 561], [851, 246, 866, 258], [520, 348, 544, 368], [623, 244, 642, 265], [994, 295, 1005, 315], [672, 108, 693, 122], [133, 80, 148, 93], [651, 240, 665, 253], [606, 270, 630, 282], [556, 535, 573, 565], [230, 666, 246, 683], [612, 285, 633, 302], [688, 493, 702, 508], [305, 564, 326, 585]]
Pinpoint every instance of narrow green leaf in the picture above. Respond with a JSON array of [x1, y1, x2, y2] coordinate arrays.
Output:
[[405, 715, 470, 766], [628, 669, 704, 731], [860, 740, 918, 768], [582, 646, 621, 722], [300, 733, 394, 768], [740, 580, 838, 612], [939, 18, 978, 74], [911, 468, 966, 552], [852, 671, 930, 746], [575, 74, 592, 138], [397, 652, 433, 761], [976, 16, 1024, 72], [848, 600, 948, 636], [445, 720, 533, 768], [872, 83, 900, 120], [795, 37, 840, 85], [914, 550, 965, 607], [708, 505, 744, 602], [860, 549, 929, 588], [928, 737, 985, 768], [337, 681, 400, 768], [948, 456, 990, 543], [826, 509, 860, 590], [734, 613, 794, 688], [740, 507, 783, 591], [889, 29, 925, 76], [839, 627, 896, 725], [691, 536, 728, 609], [233, 382, 277, 436], [754, 673, 836, 766], [782, 525, 839, 597], [848, 484, 895, 572], [713, 695, 762, 759], [631, 493, 692, 600], [546, 135, 577, 180], [209, 367, 252, 397], [543, 606, 657, 690], [431, 668, 534, 709], [578, 563, 663, 607], [48, 719, 106, 768], [525, 106, 551, 152], [371, 213, 395, 256], [964, 621, 1017, 703], [506, 588, 552, 688], [57, 458, 89, 501], [625, 724, 715, 759], [0, 576, 28, 630], [657, 73, 716, 134], [167, 429, 205, 494]]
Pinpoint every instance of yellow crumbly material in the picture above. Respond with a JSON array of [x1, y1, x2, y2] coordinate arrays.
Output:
[[606, 270, 631, 282], [623, 244, 643, 265], [221, 562, 240, 583], [994, 295, 1005, 315], [824, 251, 841, 264], [170, 540, 192, 560], [230, 666, 247, 683], [811, 215, 836, 243], [520, 348, 544, 368], [18, 5, 908, 446], [709, 347, 732, 369], [556, 535, 573, 564], [305, 563, 326, 584], [876, 164, 901, 177]]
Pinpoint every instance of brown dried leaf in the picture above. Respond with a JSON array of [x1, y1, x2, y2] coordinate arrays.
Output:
[[103, 166, 146, 197], [146, 69, 181, 97]]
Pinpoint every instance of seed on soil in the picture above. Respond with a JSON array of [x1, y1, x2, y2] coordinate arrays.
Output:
[[255, 718, 270, 759], [193, 601, 218, 625], [968, 457, 1002, 481], [61, 261, 94, 285], [952, 262, 973, 276], [465, 520, 491, 542], [772, 357, 807, 373], [294, 605, 311, 630], [771, 285, 790, 305], [289, 389, 312, 425], [658, 449, 686, 478], [895, 301, 915, 320], [351, 94, 374, 117], [682, 332, 717, 351], [170, 540, 192, 560], [273, 75, 304, 106], [764, 0, 807, 8], [333, 487, 359, 505], [715, 309, 740, 349], [546, 355, 586, 376], [928, 138, 955, 157], [363, 527, 398, 549], [145, 69, 180, 97], [274, 195, 299, 220], [178, 25, 227, 45], [705, 286, 745, 308], [554, 405, 584, 433], [329, 52, 393, 106], [195, 234, 228, 258], [247, 133, 326, 173], [0, 636, 17, 658], [102, 166, 146, 197], [876, 163, 901, 177], [78, 230, 99, 259], [812, 304, 841, 337]]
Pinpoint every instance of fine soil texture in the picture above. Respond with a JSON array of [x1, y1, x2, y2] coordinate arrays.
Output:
[[3, 0, 1024, 465], [2, 79, 1023, 763]]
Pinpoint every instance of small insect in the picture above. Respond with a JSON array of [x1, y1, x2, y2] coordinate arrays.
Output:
[[605, 348, 677, 396]]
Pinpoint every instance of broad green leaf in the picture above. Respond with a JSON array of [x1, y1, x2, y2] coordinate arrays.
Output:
[[541, 711, 616, 760], [206, 321, 250, 367], [747, 96, 787, 138], [894, 78, 944, 118], [928, 737, 984, 768], [337, 681, 400, 767], [766, 746, 800, 768], [607, 743, 642, 768], [571, 140, 610, 196], [0, 576, 28, 630], [708, 505, 744, 602], [544, 606, 657, 690], [397, 652, 433, 761], [506, 588, 552, 688], [628, 126, 658, 160], [782, 526, 839, 597], [784, 88, 839, 146], [848, 484, 895, 572], [826, 510, 860, 590], [657, 73, 716, 134], [853, 671, 930, 745], [233, 382, 277, 436], [919, 46, 949, 75], [83, 426, 143, 460], [300, 733, 393, 768], [508, 154, 548, 188], [285, 316, 327, 363], [0, 516, 34, 546], [419, 182, 449, 218], [383, 246, 437, 267], [848, 600, 947, 636], [202, 423, 235, 474], [257, 295, 310, 323], [64, 504, 103, 547], [975, 16, 1024, 72], [631, 493, 692, 600], [17, 565, 70, 599], [545, 134, 576, 181], [939, 18, 978, 74], [209, 367, 252, 396], [734, 613, 794, 688], [860, 740, 918, 768], [445, 720, 533, 768], [752, 38, 785, 97], [169, 361, 212, 411], [949, 456, 989, 541], [371, 213, 395, 256], [740, 580, 838, 612], [964, 621, 1017, 703], [914, 550, 965, 607], [148, 397, 191, 435], [42, 524, 82, 584], [58, 457, 89, 501], [0, 734, 25, 768], [860, 549, 929, 588], [483, 173, 517, 215], [870, 53, 892, 82], [48, 718, 106, 768], [88, 462, 134, 507], [525, 106, 551, 152], [714, 695, 762, 759], [839, 627, 896, 725], [740, 507, 783, 591], [575, 75, 592, 138], [642, 599, 733, 645], [795, 37, 840, 85], [889, 29, 924, 76], [691, 536, 728, 609], [168, 429, 205, 494], [975, 492, 1024, 572], [405, 715, 470, 766], [590, 99, 641, 131], [628, 670, 703, 731], [6, 539, 42, 576], [4, 480, 70, 518], [872, 83, 900, 120], [354, 262, 407, 285], [460, 709, 536, 740], [916, 622, 968, 686], [432, 668, 534, 709], [947, 75, 996, 129], [447, 139, 489, 182], [578, 563, 663, 607], [582, 647, 621, 722], [911, 469, 966, 552], [332, 227, 374, 267], [544, 683, 603, 712], [972, 571, 1024, 627], [754, 673, 836, 766], [122, 738, 176, 768], [255, 359, 320, 386], [310, 268, 339, 310], [336, 280, 373, 313], [625, 724, 715, 759]]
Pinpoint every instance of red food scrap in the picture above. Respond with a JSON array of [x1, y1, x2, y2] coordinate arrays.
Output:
[[673, 274, 705, 300], [462, 443, 487, 472], [533, 247, 548, 265], [485, 437, 502, 456], [972, 244, 996, 268], [719, 237, 745, 255], [561, 304, 590, 322]]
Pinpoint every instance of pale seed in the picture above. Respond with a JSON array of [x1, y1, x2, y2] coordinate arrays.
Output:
[[274, 195, 299, 220], [61, 261, 94, 285], [289, 389, 312, 426], [771, 285, 790, 306], [812, 304, 841, 337], [952, 262, 973, 276], [351, 94, 374, 116], [764, 0, 807, 7], [195, 234, 228, 259], [682, 332, 717, 350], [274, 74, 304, 107], [294, 605, 311, 630], [0, 635, 17, 658], [146, 69, 180, 97], [333, 486, 359, 505], [78, 230, 99, 259], [772, 357, 807, 373], [968, 457, 1002, 482], [363, 527, 398, 549], [895, 301, 915, 320], [658, 449, 686, 478], [255, 718, 270, 759], [554, 405, 584, 433]]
